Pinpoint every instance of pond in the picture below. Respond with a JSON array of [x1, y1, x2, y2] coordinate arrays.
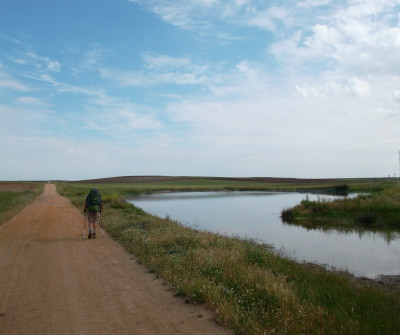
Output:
[[126, 191, 400, 278]]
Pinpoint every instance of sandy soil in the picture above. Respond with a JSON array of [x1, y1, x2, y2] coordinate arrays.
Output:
[[0, 184, 232, 335]]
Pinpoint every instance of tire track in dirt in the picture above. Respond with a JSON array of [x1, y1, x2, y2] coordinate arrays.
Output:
[[0, 184, 232, 335]]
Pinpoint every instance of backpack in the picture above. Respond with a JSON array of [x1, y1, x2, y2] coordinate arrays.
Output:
[[86, 188, 102, 212]]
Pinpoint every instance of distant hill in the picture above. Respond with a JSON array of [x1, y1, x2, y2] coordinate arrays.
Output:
[[73, 175, 334, 184]]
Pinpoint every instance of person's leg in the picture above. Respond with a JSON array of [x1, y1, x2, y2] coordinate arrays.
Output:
[[87, 213, 94, 238], [93, 212, 99, 239]]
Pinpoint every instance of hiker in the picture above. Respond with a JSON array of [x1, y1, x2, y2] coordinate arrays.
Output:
[[84, 188, 103, 239]]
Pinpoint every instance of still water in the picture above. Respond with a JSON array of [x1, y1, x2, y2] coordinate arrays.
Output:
[[127, 191, 400, 278]]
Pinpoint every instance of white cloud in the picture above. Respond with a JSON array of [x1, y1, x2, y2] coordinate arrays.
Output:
[[30, 72, 104, 97], [73, 45, 109, 74], [0, 72, 29, 91], [0, 103, 56, 144], [368, 107, 400, 120], [100, 53, 209, 87], [25, 51, 61, 73], [130, 0, 204, 29], [9, 57, 27, 65], [294, 84, 320, 98], [246, 6, 289, 31], [303, 24, 342, 56], [298, 0, 333, 8], [47, 60, 61, 72], [0, 130, 194, 180], [2, 1, 400, 179], [348, 77, 370, 97], [269, 0, 400, 81], [148, 46, 400, 177], [79, 92, 165, 132], [15, 96, 46, 106], [100, 68, 207, 86], [130, 0, 286, 34], [99, 68, 143, 86], [0, 135, 104, 180], [337, 0, 400, 20], [294, 77, 371, 98], [143, 53, 191, 69], [116, 109, 164, 130], [393, 90, 400, 102]]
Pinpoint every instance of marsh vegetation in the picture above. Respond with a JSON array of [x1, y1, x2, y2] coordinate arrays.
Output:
[[281, 188, 400, 230]]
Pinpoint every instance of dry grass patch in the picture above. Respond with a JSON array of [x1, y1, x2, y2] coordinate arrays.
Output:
[[0, 183, 44, 225]]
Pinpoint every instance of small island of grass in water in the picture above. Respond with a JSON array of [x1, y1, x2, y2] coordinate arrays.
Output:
[[281, 184, 400, 230]]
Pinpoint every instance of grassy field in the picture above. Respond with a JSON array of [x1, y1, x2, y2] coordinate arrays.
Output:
[[57, 178, 400, 335], [68, 176, 386, 195], [0, 182, 44, 225]]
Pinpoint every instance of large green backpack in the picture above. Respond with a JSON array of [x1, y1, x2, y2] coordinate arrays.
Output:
[[86, 188, 102, 212]]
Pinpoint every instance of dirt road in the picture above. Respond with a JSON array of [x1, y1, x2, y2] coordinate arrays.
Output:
[[0, 184, 231, 335]]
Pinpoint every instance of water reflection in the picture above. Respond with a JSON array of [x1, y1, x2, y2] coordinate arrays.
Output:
[[127, 191, 400, 278], [282, 220, 400, 244]]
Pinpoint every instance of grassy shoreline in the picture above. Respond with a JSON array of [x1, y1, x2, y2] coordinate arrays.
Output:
[[0, 182, 44, 225], [281, 184, 400, 231], [57, 181, 400, 335]]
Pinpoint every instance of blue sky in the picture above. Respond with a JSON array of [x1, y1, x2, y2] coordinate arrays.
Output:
[[1, 0, 400, 180]]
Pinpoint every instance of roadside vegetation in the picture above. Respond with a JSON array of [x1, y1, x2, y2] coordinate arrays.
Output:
[[0, 182, 44, 225], [57, 179, 400, 335]]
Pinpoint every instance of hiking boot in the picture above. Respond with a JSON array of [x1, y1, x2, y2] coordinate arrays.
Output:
[[88, 232, 92, 239], [93, 232, 96, 239]]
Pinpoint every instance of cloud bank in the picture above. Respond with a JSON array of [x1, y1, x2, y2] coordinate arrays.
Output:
[[0, 0, 399, 179]]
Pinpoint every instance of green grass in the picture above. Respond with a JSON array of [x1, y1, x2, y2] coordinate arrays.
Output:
[[0, 183, 44, 225], [69, 179, 296, 193], [73, 179, 277, 193], [57, 181, 400, 335], [281, 192, 400, 230], [67, 178, 386, 194]]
